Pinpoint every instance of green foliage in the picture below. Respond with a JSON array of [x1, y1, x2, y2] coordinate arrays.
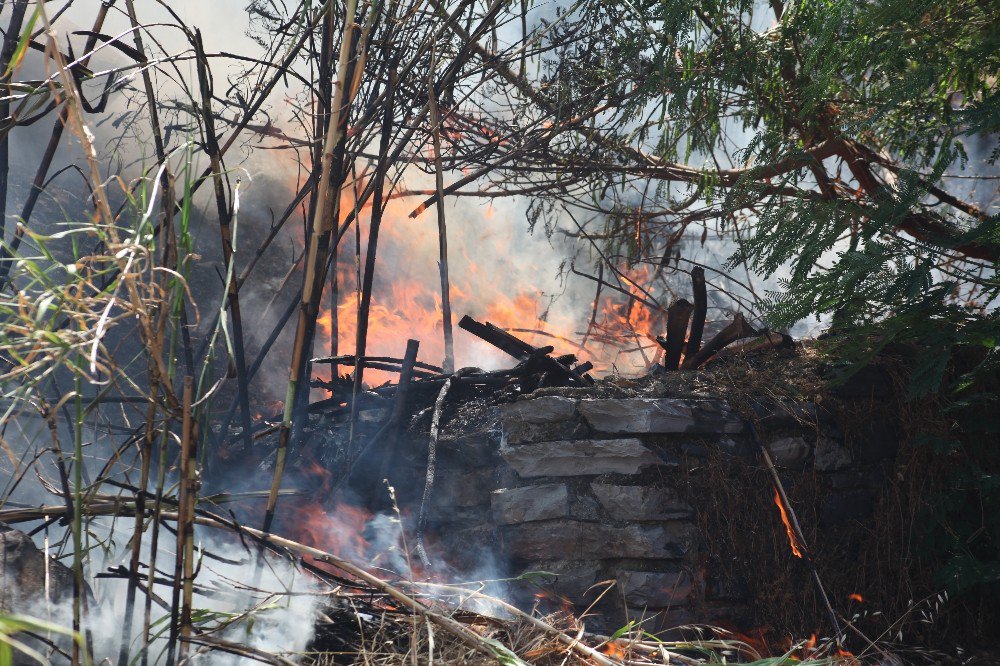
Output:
[[0, 613, 90, 666], [530, 0, 1000, 610]]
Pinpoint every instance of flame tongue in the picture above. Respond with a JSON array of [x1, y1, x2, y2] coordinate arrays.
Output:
[[773, 488, 804, 558]]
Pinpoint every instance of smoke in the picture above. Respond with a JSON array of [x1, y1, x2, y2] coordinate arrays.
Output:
[[1, 519, 319, 664]]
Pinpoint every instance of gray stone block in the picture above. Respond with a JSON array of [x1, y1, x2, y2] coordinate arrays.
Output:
[[503, 520, 694, 560], [814, 436, 851, 472], [491, 484, 570, 524], [764, 436, 812, 468], [527, 560, 603, 600], [501, 396, 578, 423], [502, 418, 590, 445], [591, 484, 694, 521], [569, 493, 601, 521], [500, 397, 588, 444], [501, 438, 664, 477], [577, 398, 743, 435], [1, 527, 76, 614], [618, 569, 694, 607]]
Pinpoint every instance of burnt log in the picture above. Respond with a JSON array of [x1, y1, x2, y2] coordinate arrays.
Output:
[[681, 313, 758, 369], [458, 315, 594, 385], [657, 299, 693, 370]]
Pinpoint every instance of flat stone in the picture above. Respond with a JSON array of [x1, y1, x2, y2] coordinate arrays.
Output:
[[435, 524, 500, 570], [501, 396, 578, 423], [618, 569, 694, 607], [577, 398, 743, 435], [491, 484, 570, 524], [1, 526, 76, 613], [814, 436, 851, 472], [591, 484, 694, 521], [424, 502, 493, 525], [499, 397, 588, 444], [501, 418, 590, 445], [764, 436, 811, 468], [568, 493, 601, 521], [503, 520, 694, 560], [501, 439, 664, 478], [528, 560, 602, 600], [748, 399, 828, 428]]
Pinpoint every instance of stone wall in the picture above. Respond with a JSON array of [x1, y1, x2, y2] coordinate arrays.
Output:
[[391, 381, 896, 632]]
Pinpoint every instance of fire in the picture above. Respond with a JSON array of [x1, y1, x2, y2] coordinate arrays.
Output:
[[773, 488, 804, 558], [847, 592, 863, 603], [287, 500, 372, 564], [267, 154, 679, 391], [308, 194, 669, 385], [602, 641, 627, 658], [836, 647, 860, 665]]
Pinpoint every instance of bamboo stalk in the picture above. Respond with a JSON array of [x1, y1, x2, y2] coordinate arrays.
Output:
[[263, 0, 362, 536], [415, 370, 464, 568], [746, 419, 844, 643], [180, 378, 199, 654], [193, 29, 255, 460], [0, 0, 29, 247], [167, 376, 194, 665], [428, 47, 455, 373], [70, 380, 84, 666]]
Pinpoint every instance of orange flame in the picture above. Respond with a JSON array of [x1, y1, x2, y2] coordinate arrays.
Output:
[[602, 641, 627, 658], [268, 162, 677, 388], [308, 198, 670, 384], [848, 592, 863, 603], [773, 488, 804, 558]]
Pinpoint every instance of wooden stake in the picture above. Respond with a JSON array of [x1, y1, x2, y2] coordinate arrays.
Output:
[[684, 266, 707, 361], [660, 298, 693, 370]]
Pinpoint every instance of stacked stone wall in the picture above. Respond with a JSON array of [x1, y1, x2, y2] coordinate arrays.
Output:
[[395, 382, 896, 632]]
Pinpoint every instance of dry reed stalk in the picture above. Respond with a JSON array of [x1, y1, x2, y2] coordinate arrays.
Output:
[[167, 375, 196, 665], [0, 0, 29, 238], [118, 2, 177, 660]]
